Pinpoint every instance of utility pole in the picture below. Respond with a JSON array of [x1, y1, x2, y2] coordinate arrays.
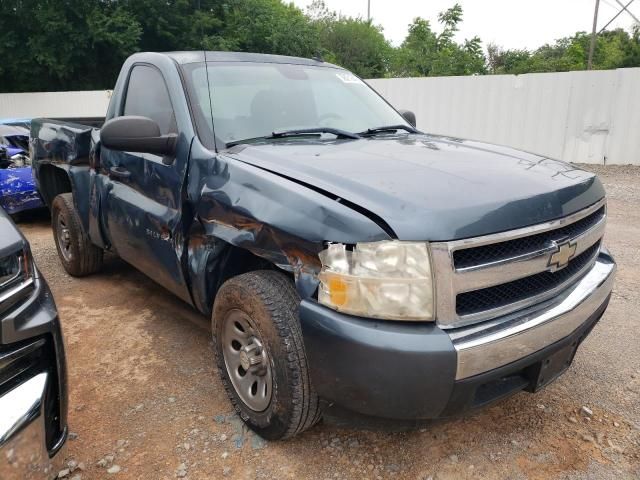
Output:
[[367, 0, 371, 21], [588, 0, 601, 70]]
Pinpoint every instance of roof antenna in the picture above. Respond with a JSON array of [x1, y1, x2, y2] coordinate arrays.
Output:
[[312, 50, 324, 62]]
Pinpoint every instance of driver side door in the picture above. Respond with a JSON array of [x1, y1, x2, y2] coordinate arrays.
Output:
[[100, 64, 192, 303]]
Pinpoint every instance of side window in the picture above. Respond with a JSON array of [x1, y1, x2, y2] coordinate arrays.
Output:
[[123, 65, 177, 135]]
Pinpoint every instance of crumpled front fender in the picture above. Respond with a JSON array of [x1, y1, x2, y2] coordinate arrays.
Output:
[[186, 139, 390, 311]]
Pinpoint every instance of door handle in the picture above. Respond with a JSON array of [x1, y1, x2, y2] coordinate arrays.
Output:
[[109, 166, 131, 180]]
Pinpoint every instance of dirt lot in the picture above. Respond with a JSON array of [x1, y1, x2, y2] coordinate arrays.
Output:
[[17, 165, 640, 480]]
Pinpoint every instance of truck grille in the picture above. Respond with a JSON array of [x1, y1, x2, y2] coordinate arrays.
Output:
[[431, 199, 607, 328], [456, 241, 601, 316], [453, 206, 605, 269]]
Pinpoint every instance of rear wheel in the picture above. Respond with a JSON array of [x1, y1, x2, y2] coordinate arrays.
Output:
[[212, 270, 321, 440], [51, 193, 103, 276]]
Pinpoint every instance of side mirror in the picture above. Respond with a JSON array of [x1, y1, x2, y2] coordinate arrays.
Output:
[[100, 116, 176, 156], [399, 110, 417, 128]]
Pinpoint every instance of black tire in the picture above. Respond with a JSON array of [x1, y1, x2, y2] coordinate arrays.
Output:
[[212, 270, 321, 440], [51, 193, 103, 276]]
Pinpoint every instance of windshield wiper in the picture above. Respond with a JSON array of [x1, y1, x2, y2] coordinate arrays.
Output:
[[226, 127, 360, 148], [359, 124, 419, 136], [272, 127, 360, 139]]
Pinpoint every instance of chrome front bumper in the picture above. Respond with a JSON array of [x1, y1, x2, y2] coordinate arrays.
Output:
[[451, 252, 616, 379], [0, 372, 66, 480]]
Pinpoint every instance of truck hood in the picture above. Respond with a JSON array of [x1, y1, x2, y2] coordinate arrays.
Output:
[[225, 134, 604, 241]]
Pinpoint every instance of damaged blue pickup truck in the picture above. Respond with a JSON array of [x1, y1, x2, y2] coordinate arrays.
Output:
[[32, 51, 615, 440]]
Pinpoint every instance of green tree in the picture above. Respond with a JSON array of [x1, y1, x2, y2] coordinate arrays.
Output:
[[487, 27, 640, 75], [487, 44, 531, 74], [306, 0, 391, 78], [0, 0, 319, 92], [217, 0, 318, 57], [1, 1, 639, 93], [0, 0, 141, 92], [392, 4, 486, 77], [621, 26, 640, 67]]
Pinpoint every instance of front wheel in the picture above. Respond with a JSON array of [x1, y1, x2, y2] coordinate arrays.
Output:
[[51, 193, 103, 277], [212, 270, 321, 440]]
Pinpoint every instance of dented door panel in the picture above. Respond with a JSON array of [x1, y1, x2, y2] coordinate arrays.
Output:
[[95, 55, 197, 305], [99, 142, 192, 303]]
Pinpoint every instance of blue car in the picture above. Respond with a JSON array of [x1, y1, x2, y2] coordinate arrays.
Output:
[[0, 121, 45, 216]]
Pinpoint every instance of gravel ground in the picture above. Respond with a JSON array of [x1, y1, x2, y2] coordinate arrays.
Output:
[[16, 165, 640, 480]]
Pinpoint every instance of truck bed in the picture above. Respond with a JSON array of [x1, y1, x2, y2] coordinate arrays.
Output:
[[31, 118, 103, 169]]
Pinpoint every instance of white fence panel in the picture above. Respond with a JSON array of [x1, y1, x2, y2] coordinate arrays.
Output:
[[607, 68, 640, 165], [0, 90, 111, 119], [369, 68, 640, 165], [1, 68, 638, 165]]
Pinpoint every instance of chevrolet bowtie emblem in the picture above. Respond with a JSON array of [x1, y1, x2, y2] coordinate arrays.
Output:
[[548, 240, 577, 271]]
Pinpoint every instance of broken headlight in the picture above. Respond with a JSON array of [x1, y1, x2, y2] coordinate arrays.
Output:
[[318, 241, 434, 321]]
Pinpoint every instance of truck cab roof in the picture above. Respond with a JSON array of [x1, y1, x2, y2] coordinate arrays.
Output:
[[159, 51, 340, 68]]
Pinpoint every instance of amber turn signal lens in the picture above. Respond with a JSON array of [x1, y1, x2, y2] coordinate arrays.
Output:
[[328, 276, 348, 306]]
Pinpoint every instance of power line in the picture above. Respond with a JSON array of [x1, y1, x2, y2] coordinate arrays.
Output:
[[615, 0, 639, 23], [588, 0, 637, 70], [598, 0, 636, 33]]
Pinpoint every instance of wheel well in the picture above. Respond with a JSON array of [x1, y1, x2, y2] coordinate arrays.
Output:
[[38, 165, 72, 208], [217, 246, 286, 291], [203, 244, 294, 314]]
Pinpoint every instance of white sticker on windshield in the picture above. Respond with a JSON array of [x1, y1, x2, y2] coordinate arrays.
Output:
[[335, 72, 364, 85]]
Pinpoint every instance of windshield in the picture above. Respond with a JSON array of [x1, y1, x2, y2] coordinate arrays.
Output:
[[184, 62, 410, 148]]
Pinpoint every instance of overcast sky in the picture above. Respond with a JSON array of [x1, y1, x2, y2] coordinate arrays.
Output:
[[292, 0, 640, 50]]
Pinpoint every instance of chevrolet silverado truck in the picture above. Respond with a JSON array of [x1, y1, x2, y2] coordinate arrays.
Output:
[[0, 208, 68, 479], [31, 51, 616, 440]]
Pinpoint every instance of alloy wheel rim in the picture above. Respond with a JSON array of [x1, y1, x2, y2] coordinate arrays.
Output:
[[56, 215, 72, 262], [221, 309, 273, 412]]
